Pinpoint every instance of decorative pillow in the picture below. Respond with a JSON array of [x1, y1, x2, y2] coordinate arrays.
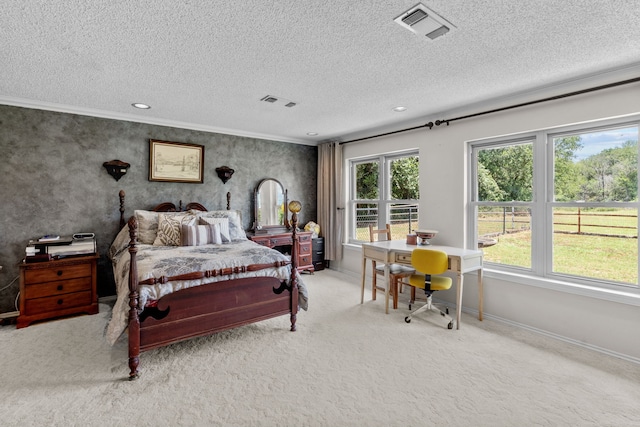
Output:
[[197, 210, 247, 241], [153, 213, 196, 246], [181, 223, 222, 246], [134, 210, 160, 244], [198, 217, 230, 242]]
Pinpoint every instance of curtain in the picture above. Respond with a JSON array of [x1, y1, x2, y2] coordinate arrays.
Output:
[[317, 141, 344, 261]]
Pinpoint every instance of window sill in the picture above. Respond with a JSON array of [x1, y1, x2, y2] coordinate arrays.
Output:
[[483, 268, 640, 307]]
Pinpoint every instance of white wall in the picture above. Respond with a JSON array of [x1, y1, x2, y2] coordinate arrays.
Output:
[[334, 81, 640, 362]]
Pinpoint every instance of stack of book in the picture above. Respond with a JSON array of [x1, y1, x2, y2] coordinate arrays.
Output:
[[26, 234, 97, 262]]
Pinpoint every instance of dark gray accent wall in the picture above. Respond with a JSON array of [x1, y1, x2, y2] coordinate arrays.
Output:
[[0, 105, 317, 313]]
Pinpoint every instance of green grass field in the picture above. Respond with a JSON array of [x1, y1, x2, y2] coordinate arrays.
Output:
[[358, 208, 638, 284]]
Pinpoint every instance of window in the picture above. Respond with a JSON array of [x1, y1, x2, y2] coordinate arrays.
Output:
[[469, 118, 639, 289], [350, 152, 419, 242]]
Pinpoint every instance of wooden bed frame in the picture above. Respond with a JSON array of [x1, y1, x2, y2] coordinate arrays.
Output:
[[116, 190, 299, 380]]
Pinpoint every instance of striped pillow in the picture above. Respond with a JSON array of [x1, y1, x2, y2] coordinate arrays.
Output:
[[198, 217, 230, 242], [181, 223, 222, 246]]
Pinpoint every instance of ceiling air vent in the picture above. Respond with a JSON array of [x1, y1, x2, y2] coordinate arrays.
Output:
[[260, 95, 298, 108], [402, 9, 428, 26], [394, 3, 455, 40]]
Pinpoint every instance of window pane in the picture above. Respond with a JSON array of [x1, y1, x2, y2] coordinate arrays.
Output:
[[389, 156, 419, 200], [477, 206, 531, 268], [355, 202, 378, 241], [477, 143, 533, 202], [355, 161, 379, 199], [390, 203, 419, 240], [552, 207, 638, 284], [554, 127, 638, 202]]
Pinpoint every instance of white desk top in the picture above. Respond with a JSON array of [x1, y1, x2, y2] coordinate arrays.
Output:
[[362, 241, 482, 258]]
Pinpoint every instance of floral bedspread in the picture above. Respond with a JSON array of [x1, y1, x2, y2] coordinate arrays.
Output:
[[105, 226, 308, 345]]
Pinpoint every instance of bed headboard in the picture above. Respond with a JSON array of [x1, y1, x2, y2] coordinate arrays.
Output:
[[118, 190, 231, 229]]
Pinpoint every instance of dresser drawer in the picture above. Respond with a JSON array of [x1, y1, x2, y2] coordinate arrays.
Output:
[[24, 290, 92, 316], [24, 263, 92, 284], [298, 233, 312, 243], [298, 255, 312, 268], [270, 236, 293, 247], [298, 242, 311, 255], [23, 277, 92, 299]]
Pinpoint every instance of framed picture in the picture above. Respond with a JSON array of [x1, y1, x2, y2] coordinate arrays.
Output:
[[149, 139, 204, 183]]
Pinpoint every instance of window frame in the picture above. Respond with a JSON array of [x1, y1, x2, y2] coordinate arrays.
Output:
[[468, 115, 640, 293], [349, 150, 419, 244]]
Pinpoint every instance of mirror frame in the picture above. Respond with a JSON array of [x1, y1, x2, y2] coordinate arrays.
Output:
[[253, 178, 289, 233]]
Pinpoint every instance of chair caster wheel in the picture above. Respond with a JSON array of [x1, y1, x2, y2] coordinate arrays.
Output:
[[447, 321, 454, 329], [405, 317, 411, 323]]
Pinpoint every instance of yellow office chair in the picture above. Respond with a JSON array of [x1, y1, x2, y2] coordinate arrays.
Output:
[[403, 248, 454, 329]]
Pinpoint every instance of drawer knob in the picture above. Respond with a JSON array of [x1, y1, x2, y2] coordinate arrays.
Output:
[[57, 299, 63, 305], [57, 285, 63, 291], [57, 270, 63, 276]]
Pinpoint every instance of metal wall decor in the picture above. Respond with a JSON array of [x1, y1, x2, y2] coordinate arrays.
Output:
[[215, 166, 235, 184], [103, 159, 130, 181]]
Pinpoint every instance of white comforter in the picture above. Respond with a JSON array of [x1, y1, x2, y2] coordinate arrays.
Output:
[[105, 226, 308, 344]]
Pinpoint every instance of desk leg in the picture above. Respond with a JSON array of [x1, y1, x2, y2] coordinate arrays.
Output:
[[361, 256, 367, 304], [478, 268, 483, 321], [456, 272, 464, 330], [384, 265, 390, 314]]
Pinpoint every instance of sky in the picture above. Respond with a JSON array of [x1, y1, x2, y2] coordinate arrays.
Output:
[[568, 126, 638, 161]]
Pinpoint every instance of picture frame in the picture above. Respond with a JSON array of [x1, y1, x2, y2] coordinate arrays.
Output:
[[149, 139, 204, 183]]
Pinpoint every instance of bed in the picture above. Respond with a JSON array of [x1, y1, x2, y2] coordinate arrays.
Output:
[[106, 190, 307, 379]]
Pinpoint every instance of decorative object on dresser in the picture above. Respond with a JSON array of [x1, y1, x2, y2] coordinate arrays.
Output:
[[103, 159, 130, 181], [312, 237, 325, 271], [110, 190, 307, 379], [253, 178, 289, 233], [248, 230, 315, 273], [148, 139, 204, 183], [17, 253, 99, 328], [215, 166, 235, 184]]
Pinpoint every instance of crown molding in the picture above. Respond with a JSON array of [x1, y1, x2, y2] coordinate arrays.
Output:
[[0, 96, 316, 146]]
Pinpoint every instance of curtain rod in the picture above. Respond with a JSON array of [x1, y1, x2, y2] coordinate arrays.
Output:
[[339, 76, 640, 145]]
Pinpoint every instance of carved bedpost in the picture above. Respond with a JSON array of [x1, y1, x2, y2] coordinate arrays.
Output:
[[127, 216, 141, 380], [289, 204, 300, 332], [119, 190, 126, 229]]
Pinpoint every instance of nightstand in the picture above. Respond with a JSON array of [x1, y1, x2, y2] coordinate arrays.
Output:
[[312, 237, 325, 271], [17, 254, 99, 328]]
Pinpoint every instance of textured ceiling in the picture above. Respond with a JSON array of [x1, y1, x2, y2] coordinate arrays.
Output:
[[1, 1, 640, 145]]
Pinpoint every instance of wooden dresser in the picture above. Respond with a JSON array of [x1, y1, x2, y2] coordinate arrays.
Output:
[[17, 254, 99, 328], [248, 231, 314, 273]]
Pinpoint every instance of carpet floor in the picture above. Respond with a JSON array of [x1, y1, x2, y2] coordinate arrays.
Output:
[[1, 269, 639, 426]]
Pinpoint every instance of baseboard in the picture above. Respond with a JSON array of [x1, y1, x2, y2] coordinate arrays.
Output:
[[468, 308, 640, 366], [0, 310, 19, 320]]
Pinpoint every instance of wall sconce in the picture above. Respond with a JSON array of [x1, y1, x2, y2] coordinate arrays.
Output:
[[103, 159, 130, 181], [215, 166, 235, 184]]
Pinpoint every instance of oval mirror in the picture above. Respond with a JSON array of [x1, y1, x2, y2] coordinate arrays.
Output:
[[254, 178, 288, 232]]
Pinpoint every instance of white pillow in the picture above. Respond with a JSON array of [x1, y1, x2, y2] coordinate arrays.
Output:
[[134, 210, 160, 244], [181, 223, 222, 246], [198, 217, 230, 242], [197, 210, 247, 241]]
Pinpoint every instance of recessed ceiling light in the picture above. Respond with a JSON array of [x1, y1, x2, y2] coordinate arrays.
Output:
[[307, 132, 318, 136], [393, 106, 407, 112], [132, 103, 151, 109]]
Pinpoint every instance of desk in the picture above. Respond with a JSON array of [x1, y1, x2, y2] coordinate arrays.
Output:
[[361, 241, 483, 329]]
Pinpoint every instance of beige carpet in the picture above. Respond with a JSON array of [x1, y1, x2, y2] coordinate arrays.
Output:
[[1, 269, 639, 426]]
